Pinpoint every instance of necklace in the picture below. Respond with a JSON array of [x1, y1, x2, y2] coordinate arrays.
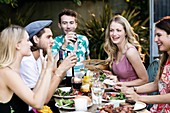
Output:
[[7, 66, 20, 74]]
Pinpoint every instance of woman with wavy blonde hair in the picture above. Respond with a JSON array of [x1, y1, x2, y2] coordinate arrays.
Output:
[[103, 15, 148, 87], [0, 25, 54, 113]]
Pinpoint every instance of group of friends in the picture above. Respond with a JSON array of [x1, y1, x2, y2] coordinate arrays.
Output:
[[0, 8, 170, 113]]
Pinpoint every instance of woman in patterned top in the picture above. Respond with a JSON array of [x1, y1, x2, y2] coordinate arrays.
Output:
[[124, 16, 170, 113]]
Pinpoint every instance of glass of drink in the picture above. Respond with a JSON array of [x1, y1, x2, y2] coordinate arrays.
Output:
[[72, 76, 82, 90], [91, 81, 105, 107]]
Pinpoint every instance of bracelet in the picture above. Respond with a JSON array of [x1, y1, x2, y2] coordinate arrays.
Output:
[[133, 86, 137, 92]]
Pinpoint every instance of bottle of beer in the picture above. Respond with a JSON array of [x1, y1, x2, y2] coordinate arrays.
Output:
[[57, 50, 63, 67], [66, 51, 74, 87]]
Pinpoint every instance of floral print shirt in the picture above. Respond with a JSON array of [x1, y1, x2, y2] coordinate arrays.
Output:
[[52, 34, 90, 71], [150, 60, 170, 113]]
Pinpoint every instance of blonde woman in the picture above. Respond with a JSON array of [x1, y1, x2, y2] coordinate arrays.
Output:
[[103, 15, 148, 87], [0, 25, 77, 113]]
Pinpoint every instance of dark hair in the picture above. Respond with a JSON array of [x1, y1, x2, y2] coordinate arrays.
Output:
[[30, 26, 51, 51], [58, 8, 77, 23], [156, 16, 170, 35], [155, 16, 170, 79]]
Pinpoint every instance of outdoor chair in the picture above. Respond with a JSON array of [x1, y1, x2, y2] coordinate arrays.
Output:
[[146, 58, 160, 110], [147, 59, 159, 82]]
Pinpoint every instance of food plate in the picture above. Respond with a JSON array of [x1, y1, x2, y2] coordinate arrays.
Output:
[[53, 87, 76, 98], [133, 101, 146, 111], [55, 102, 93, 110], [103, 79, 116, 86], [107, 100, 125, 107]]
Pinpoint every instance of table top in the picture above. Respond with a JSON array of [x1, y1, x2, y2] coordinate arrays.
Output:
[[55, 98, 150, 113]]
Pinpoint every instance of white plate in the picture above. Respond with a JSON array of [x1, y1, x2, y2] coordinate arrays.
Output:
[[53, 87, 76, 98], [103, 79, 115, 86], [133, 101, 146, 111], [55, 102, 93, 110], [108, 100, 125, 107]]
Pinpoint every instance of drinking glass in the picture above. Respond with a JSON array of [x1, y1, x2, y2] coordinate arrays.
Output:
[[91, 81, 105, 107], [71, 76, 82, 90]]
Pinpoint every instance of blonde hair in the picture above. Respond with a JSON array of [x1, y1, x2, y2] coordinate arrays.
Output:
[[0, 25, 26, 68], [104, 15, 142, 69]]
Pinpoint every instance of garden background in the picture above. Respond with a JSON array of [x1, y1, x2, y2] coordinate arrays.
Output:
[[0, 0, 150, 67]]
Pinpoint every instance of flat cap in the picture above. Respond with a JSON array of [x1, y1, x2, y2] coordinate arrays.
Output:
[[25, 20, 52, 40]]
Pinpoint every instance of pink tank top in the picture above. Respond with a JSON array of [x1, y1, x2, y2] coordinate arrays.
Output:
[[112, 47, 138, 82]]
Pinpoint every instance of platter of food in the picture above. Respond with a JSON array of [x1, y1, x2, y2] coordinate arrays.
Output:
[[55, 96, 93, 110], [98, 100, 146, 112], [102, 92, 126, 103], [53, 87, 82, 98], [103, 79, 116, 86]]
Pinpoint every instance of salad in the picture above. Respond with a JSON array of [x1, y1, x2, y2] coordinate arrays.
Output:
[[56, 98, 74, 107], [103, 92, 126, 100]]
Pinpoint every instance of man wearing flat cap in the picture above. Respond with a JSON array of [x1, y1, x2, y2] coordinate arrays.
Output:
[[21, 20, 53, 89], [20, 20, 77, 113]]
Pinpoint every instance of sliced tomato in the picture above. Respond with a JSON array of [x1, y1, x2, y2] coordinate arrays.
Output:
[[110, 93, 116, 97]]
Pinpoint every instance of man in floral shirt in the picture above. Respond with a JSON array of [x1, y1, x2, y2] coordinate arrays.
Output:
[[52, 8, 90, 71]]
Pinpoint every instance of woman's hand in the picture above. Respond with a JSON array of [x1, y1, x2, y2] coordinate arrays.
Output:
[[102, 70, 118, 82], [124, 89, 140, 101]]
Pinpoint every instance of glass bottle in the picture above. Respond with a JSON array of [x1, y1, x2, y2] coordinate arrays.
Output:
[[57, 50, 63, 67], [66, 51, 74, 87]]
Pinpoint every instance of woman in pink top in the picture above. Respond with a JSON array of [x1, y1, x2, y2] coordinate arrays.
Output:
[[103, 15, 148, 87], [124, 16, 170, 113]]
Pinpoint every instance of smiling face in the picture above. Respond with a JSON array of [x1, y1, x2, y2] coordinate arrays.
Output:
[[58, 15, 77, 34], [154, 27, 170, 53], [109, 22, 126, 45]]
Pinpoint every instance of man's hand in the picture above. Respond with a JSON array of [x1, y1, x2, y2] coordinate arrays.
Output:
[[63, 32, 77, 48]]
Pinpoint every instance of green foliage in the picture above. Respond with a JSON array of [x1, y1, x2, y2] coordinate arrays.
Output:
[[0, 3, 35, 31], [121, 9, 150, 63], [0, 0, 18, 7], [77, 3, 112, 59], [77, 4, 149, 65]]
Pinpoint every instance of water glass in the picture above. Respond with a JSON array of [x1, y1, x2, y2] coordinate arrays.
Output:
[[91, 82, 104, 106]]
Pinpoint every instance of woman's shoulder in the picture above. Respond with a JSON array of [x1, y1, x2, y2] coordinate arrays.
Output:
[[125, 45, 140, 59], [126, 44, 138, 53]]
